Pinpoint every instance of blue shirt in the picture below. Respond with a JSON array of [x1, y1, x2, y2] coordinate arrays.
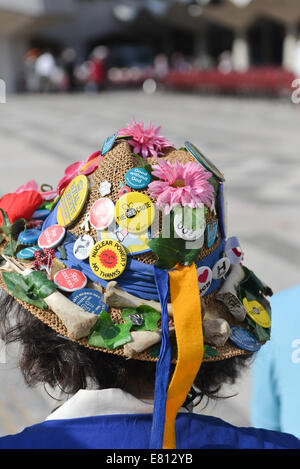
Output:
[[0, 413, 299, 449], [251, 283, 300, 437]]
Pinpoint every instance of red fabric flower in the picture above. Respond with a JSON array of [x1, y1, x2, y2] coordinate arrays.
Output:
[[0, 191, 43, 225]]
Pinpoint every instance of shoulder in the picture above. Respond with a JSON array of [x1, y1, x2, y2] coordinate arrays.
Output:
[[0, 413, 299, 450]]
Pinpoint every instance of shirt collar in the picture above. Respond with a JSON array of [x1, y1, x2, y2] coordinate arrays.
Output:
[[46, 388, 187, 421]]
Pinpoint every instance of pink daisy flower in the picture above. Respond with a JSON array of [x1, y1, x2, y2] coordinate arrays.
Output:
[[148, 159, 214, 214], [118, 119, 173, 159]]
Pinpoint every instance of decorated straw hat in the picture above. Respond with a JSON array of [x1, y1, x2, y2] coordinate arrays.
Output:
[[0, 120, 272, 449]]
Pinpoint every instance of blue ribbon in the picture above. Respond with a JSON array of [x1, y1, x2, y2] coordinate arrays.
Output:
[[149, 266, 171, 449]]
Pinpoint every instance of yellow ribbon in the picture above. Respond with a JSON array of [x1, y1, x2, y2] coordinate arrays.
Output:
[[163, 263, 204, 449]]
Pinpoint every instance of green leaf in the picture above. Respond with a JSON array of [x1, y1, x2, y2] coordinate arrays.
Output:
[[204, 345, 219, 358], [88, 310, 132, 350], [25, 271, 57, 299], [2, 272, 48, 310], [245, 316, 270, 342], [122, 305, 160, 332], [0, 209, 11, 236], [148, 237, 182, 270], [57, 244, 67, 260], [10, 219, 26, 237]]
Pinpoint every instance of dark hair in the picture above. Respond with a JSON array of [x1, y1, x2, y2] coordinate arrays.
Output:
[[0, 289, 253, 408]]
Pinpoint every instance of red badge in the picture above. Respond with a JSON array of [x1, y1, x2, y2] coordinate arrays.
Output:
[[38, 224, 66, 249], [54, 269, 87, 292]]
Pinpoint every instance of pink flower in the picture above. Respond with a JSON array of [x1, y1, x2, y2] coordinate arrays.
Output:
[[148, 160, 214, 214], [118, 119, 173, 159], [57, 151, 102, 195], [15, 179, 56, 201]]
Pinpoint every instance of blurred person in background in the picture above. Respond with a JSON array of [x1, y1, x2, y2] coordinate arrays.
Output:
[[251, 284, 300, 438], [85, 46, 108, 92], [23, 48, 40, 93], [61, 48, 78, 93], [35, 49, 56, 93]]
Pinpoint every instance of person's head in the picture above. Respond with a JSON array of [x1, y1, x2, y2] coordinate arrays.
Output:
[[0, 288, 252, 407]]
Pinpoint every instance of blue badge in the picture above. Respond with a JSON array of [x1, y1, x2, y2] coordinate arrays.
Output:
[[206, 220, 218, 249], [229, 326, 261, 352], [185, 141, 225, 182], [125, 167, 151, 190], [18, 229, 41, 246], [17, 246, 41, 260], [101, 132, 117, 156], [70, 288, 108, 315], [31, 209, 51, 220]]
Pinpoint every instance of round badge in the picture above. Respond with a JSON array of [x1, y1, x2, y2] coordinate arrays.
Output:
[[17, 246, 42, 260], [73, 235, 95, 260], [243, 298, 271, 328], [89, 239, 127, 280], [173, 212, 206, 242], [115, 192, 155, 234], [38, 224, 66, 249], [57, 175, 89, 227], [18, 229, 41, 246], [229, 326, 261, 352], [125, 167, 151, 190], [185, 141, 225, 182], [197, 266, 212, 296], [54, 269, 87, 293], [70, 288, 108, 315], [89, 198, 115, 231], [212, 257, 231, 280]]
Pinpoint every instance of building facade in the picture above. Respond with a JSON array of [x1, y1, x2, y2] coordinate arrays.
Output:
[[1, 0, 300, 92]]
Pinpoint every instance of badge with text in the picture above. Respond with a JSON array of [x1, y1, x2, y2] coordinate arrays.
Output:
[[229, 326, 261, 352], [38, 224, 66, 249], [243, 298, 271, 328], [197, 266, 212, 296], [185, 141, 225, 182], [73, 234, 95, 260], [115, 192, 155, 234], [125, 167, 151, 190], [57, 175, 89, 227], [54, 268, 87, 292], [206, 220, 218, 249], [89, 198, 115, 231], [70, 288, 108, 315], [212, 257, 230, 279], [89, 239, 127, 280]]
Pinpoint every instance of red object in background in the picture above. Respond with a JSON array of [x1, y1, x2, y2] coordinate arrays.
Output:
[[163, 67, 295, 96], [0, 191, 43, 225], [89, 58, 105, 85]]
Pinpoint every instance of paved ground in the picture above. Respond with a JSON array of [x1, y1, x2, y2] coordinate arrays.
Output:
[[0, 89, 300, 437]]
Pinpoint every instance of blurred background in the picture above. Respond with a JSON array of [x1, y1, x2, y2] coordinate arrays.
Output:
[[1, 0, 300, 439]]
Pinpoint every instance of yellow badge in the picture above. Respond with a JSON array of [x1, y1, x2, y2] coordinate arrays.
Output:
[[243, 298, 271, 328], [57, 175, 89, 227], [115, 192, 155, 234], [89, 239, 127, 280]]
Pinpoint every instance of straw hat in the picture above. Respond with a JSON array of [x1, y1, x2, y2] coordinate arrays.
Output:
[[0, 122, 272, 367]]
